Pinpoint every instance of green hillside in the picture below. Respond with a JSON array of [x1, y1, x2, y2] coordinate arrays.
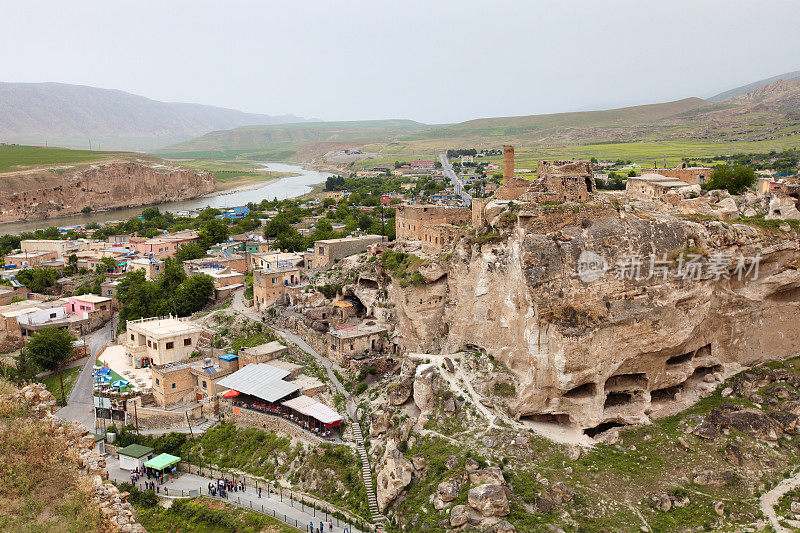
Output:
[[157, 119, 432, 155], [0, 145, 133, 173]]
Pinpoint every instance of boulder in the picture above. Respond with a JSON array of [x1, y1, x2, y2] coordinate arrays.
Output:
[[443, 357, 455, 373], [564, 445, 581, 461], [433, 478, 461, 509], [411, 454, 427, 471], [715, 197, 739, 220], [693, 470, 735, 486], [468, 483, 510, 517], [469, 467, 505, 485], [676, 184, 702, 199], [465, 457, 480, 472], [387, 377, 414, 406], [445, 454, 460, 470], [450, 504, 470, 527], [491, 520, 516, 533], [693, 403, 784, 441], [376, 447, 414, 511], [418, 262, 447, 283]]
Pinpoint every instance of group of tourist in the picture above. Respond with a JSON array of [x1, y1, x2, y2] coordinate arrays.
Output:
[[208, 478, 245, 498], [309, 519, 339, 533]]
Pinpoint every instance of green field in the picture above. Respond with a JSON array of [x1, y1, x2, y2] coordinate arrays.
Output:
[[0, 145, 132, 173]]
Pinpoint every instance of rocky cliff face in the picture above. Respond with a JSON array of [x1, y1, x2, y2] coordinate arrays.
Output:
[[390, 206, 800, 432], [0, 162, 215, 222]]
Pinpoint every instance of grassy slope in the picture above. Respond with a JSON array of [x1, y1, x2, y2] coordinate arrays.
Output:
[[0, 145, 135, 173], [136, 497, 295, 533], [0, 379, 103, 531], [394, 357, 800, 532], [157, 119, 432, 154]]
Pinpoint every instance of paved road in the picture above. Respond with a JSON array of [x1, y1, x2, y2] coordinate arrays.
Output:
[[56, 317, 117, 430], [440, 153, 471, 207], [106, 455, 367, 533]]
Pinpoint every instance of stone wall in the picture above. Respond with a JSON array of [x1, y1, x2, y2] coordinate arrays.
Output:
[[395, 205, 471, 242], [0, 162, 214, 222]]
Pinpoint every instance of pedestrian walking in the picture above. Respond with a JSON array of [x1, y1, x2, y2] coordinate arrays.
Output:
[[258, 487, 262, 498], [309, 521, 313, 532]]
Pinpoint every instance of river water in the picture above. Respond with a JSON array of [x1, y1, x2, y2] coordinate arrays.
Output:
[[0, 163, 332, 235]]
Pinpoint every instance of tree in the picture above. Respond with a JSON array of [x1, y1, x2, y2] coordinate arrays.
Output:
[[141, 206, 161, 221], [15, 267, 59, 293], [198, 219, 229, 250], [26, 327, 76, 405], [702, 164, 756, 195], [174, 242, 206, 263]]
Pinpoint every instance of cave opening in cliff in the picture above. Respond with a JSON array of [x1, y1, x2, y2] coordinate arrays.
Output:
[[604, 391, 632, 408], [358, 277, 379, 290], [694, 344, 712, 360], [690, 364, 723, 380], [650, 385, 682, 403], [522, 413, 571, 426], [584, 421, 624, 438], [666, 352, 693, 366], [563, 382, 597, 399], [341, 289, 368, 318], [605, 373, 648, 391]]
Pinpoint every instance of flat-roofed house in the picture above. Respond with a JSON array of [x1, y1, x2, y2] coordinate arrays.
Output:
[[124, 316, 206, 368]]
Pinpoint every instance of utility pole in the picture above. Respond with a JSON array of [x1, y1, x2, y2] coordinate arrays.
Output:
[[134, 400, 140, 443]]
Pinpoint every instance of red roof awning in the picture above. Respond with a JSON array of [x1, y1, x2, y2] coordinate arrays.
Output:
[[222, 389, 240, 398]]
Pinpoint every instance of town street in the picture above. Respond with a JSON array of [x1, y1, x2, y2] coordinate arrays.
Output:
[[56, 317, 117, 430]]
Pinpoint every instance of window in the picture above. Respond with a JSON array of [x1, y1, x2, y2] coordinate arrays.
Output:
[[153, 343, 158, 350], [184, 338, 192, 346], [130, 334, 134, 341], [147, 340, 151, 347], [155, 378, 160, 385], [202, 381, 207, 389], [165, 342, 174, 350], [171, 383, 176, 389], [50, 313, 56, 319]]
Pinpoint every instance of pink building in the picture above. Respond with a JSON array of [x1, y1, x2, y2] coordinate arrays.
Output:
[[64, 294, 113, 316], [129, 230, 200, 259], [410, 159, 435, 170]]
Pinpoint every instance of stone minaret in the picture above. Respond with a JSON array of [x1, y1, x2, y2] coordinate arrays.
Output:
[[503, 145, 514, 181]]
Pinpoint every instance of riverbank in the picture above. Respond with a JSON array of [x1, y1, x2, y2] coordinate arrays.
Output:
[[0, 162, 332, 234]]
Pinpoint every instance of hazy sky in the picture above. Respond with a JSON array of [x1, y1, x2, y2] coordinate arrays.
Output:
[[2, 1, 800, 124]]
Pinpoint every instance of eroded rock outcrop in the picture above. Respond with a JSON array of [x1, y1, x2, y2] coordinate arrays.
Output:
[[0, 161, 214, 221], [376, 446, 414, 511], [390, 206, 800, 431]]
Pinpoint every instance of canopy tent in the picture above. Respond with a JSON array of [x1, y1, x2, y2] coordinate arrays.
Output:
[[222, 389, 240, 398], [282, 395, 343, 427], [144, 453, 180, 471]]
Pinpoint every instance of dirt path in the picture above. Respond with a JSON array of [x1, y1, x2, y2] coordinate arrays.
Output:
[[760, 469, 800, 533]]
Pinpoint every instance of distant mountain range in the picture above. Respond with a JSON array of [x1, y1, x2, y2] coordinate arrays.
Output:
[[0, 82, 309, 151]]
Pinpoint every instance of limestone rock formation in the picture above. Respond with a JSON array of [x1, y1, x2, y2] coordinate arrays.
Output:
[[766, 195, 800, 220], [413, 364, 443, 412], [390, 206, 800, 432], [376, 446, 414, 511], [0, 161, 214, 222]]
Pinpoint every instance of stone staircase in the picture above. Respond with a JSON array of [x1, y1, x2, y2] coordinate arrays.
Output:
[[351, 421, 388, 526], [194, 418, 218, 433]]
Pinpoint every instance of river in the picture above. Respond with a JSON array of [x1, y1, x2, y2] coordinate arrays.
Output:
[[0, 163, 332, 235]]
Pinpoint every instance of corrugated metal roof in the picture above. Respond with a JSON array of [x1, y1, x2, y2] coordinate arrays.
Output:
[[216, 363, 299, 403], [282, 395, 342, 425]]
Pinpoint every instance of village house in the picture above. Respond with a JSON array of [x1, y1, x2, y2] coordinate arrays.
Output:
[[327, 323, 388, 364], [639, 163, 713, 186], [183, 253, 249, 276], [124, 316, 207, 368], [129, 230, 199, 259], [250, 251, 304, 272], [63, 294, 112, 318], [312, 235, 385, 269], [626, 174, 689, 199], [126, 257, 164, 280], [238, 340, 288, 366], [0, 285, 29, 306], [3, 250, 59, 268], [253, 266, 302, 310]]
